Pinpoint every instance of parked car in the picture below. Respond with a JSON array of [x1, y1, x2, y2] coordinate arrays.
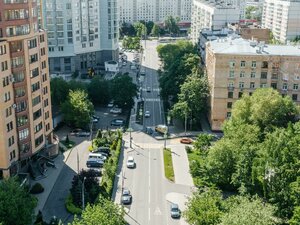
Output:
[[146, 87, 151, 92], [121, 189, 132, 204], [86, 158, 104, 168], [126, 156, 135, 168], [170, 203, 181, 218], [107, 101, 114, 108], [76, 131, 90, 137], [110, 107, 122, 114], [145, 127, 153, 135], [92, 147, 110, 155], [145, 110, 151, 118], [70, 128, 82, 136], [111, 119, 125, 126], [180, 137, 193, 144], [88, 153, 107, 161], [91, 116, 99, 123], [155, 125, 168, 134], [140, 69, 146, 76]]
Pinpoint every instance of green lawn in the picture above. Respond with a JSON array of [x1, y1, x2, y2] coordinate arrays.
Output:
[[163, 148, 175, 182]]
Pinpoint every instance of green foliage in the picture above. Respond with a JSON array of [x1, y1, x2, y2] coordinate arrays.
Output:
[[119, 22, 136, 37], [163, 148, 175, 181], [30, 183, 44, 194], [183, 188, 223, 225], [151, 24, 160, 37], [50, 77, 70, 106], [122, 36, 141, 50], [65, 194, 82, 215], [220, 196, 277, 225], [290, 207, 300, 225], [193, 133, 213, 151], [61, 90, 94, 128], [70, 197, 126, 225], [110, 74, 138, 109], [245, 6, 261, 21], [87, 76, 111, 105], [133, 22, 147, 37], [164, 16, 179, 35], [0, 178, 37, 225]]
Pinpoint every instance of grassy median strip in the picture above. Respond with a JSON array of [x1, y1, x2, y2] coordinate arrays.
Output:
[[163, 148, 175, 182]]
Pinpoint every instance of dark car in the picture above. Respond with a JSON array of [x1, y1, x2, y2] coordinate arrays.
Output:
[[121, 189, 132, 205], [86, 158, 104, 168], [170, 203, 181, 218], [110, 119, 125, 126], [92, 147, 110, 156]]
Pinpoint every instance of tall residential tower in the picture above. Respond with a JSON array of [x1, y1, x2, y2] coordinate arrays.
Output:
[[0, 0, 55, 178]]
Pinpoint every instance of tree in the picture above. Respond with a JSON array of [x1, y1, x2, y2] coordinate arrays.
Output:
[[61, 90, 94, 128], [70, 197, 126, 225], [119, 22, 136, 37], [122, 36, 141, 51], [110, 73, 138, 109], [87, 76, 111, 105], [245, 6, 261, 21], [220, 196, 277, 225], [164, 16, 179, 35], [133, 22, 147, 38], [50, 77, 70, 106], [290, 207, 300, 225], [193, 133, 214, 151], [184, 188, 223, 225], [151, 24, 160, 37], [0, 178, 37, 225]]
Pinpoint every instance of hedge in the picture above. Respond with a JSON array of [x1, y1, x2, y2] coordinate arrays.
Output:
[[65, 194, 82, 215]]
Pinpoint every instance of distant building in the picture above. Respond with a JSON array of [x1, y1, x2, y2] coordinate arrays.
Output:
[[190, 0, 240, 44], [0, 0, 57, 178], [206, 38, 300, 131], [119, 0, 192, 24], [41, 0, 119, 74], [262, 0, 300, 43]]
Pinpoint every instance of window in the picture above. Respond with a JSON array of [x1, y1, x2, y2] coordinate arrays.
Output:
[[31, 67, 39, 78], [262, 61, 268, 68], [31, 82, 40, 92], [40, 34, 45, 42], [293, 84, 299, 90], [271, 83, 277, 89], [17, 115, 28, 127], [4, 92, 11, 102], [250, 82, 255, 88], [32, 95, 41, 106], [28, 38, 37, 49], [15, 87, 25, 97], [228, 92, 233, 98], [227, 112, 232, 118], [33, 109, 42, 120], [34, 122, 43, 133], [239, 82, 244, 88], [42, 61, 46, 69], [227, 102, 232, 109], [35, 135, 43, 147], [9, 150, 16, 161], [251, 72, 256, 78], [45, 111, 49, 119], [6, 107, 12, 117], [8, 136, 14, 147], [240, 61, 246, 67], [292, 94, 298, 101], [240, 71, 245, 78], [229, 71, 234, 78], [1, 61, 8, 71], [58, 46, 64, 51], [44, 98, 49, 107], [261, 72, 268, 79], [251, 61, 256, 68], [272, 73, 278, 79], [2, 76, 9, 87], [238, 92, 243, 98], [42, 73, 47, 82], [0, 45, 7, 55], [43, 86, 48, 94], [13, 71, 25, 82], [16, 100, 26, 112], [282, 83, 288, 90], [228, 81, 234, 87], [6, 121, 13, 132], [64, 58, 71, 63], [46, 123, 50, 131], [41, 47, 45, 56], [18, 128, 29, 141]]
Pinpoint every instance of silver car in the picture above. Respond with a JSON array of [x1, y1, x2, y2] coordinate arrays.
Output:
[[170, 203, 181, 218], [121, 189, 132, 204]]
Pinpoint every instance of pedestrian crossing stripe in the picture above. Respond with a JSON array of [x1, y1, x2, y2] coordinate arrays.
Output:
[[145, 98, 160, 102]]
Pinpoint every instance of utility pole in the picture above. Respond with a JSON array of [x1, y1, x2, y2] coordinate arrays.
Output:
[[82, 177, 86, 210], [77, 150, 79, 174], [128, 127, 133, 148]]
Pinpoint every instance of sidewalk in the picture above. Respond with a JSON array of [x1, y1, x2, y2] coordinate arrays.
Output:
[[33, 147, 73, 215]]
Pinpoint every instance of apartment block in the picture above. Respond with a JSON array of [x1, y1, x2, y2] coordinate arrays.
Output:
[[0, 0, 56, 178], [190, 0, 240, 44], [262, 0, 300, 43], [41, 0, 119, 74], [206, 38, 300, 131], [119, 0, 192, 24]]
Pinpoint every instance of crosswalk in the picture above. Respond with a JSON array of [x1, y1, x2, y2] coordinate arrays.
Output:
[[144, 98, 160, 102], [142, 88, 160, 92]]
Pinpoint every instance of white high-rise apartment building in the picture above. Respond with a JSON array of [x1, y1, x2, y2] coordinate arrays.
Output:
[[190, 0, 240, 44], [42, 0, 119, 74], [262, 0, 300, 43], [119, 0, 192, 23]]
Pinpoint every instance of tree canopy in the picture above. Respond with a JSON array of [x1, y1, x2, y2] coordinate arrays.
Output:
[[0, 178, 37, 225], [61, 90, 94, 128], [87, 76, 111, 105], [164, 16, 179, 35]]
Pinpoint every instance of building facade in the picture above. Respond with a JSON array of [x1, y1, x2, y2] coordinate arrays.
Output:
[[41, 0, 119, 74], [0, 0, 55, 178], [119, 0, 192, 24], [206, 38, 300, 131], [190, 0, 240, 44], [262, 0, 300, 43]]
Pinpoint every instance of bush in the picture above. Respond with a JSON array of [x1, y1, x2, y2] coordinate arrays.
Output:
[[65, 194, 82, 215], [185, 146, 192, 153], [30, 183, 44, 194]]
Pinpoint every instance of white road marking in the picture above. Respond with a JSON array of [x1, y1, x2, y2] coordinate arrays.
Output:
[[154, 206, 162, 215], [148, 149, 151, 222]]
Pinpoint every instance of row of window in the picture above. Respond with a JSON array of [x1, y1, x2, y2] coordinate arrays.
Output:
[[229, 60, 268, 68], [0, 45, 7, 55], [227, 91, 298, 101], [228, 82, 299, 90]]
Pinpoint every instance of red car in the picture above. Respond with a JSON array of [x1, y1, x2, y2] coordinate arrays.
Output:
[[180, 138, 193, 144]]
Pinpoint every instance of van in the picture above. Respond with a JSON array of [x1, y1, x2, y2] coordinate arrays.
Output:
[[86, 158, 104, 168], [155, 125, 168, 134], [89, 153, 107, 161]]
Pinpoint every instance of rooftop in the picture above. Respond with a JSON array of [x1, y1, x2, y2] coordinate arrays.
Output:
[[194, 0, 236, 8], [208, 38, 300, 56]]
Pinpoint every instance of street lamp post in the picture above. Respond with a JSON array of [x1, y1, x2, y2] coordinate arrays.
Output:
[[82, 177, 86, 210], [127, 127, 133, 148], [164, 114, 171, 149]]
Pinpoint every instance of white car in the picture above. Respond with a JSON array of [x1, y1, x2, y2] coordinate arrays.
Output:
[[107, 101, 114, 108], [126, 156, 135, 168], [145, 111, 151, 118], [110, 107, 122, 114]]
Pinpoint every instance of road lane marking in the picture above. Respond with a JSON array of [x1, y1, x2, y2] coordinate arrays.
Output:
[[154, 207, 162, 215], [148, 149, 151, 222]]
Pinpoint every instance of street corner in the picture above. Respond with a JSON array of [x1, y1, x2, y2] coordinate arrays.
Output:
[[166, 192, 190, 212]]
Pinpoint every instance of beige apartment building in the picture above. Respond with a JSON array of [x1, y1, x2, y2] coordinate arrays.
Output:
[[0, 0, 56, 178], [206, 38, 300, 131]]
